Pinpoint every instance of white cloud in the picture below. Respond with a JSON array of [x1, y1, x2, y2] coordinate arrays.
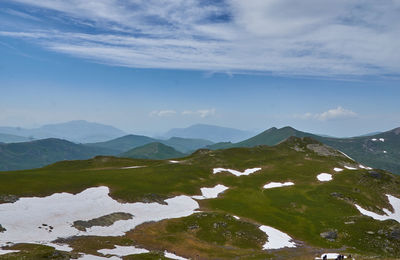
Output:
[[182, 109, 216, 118], [149, 110, 176, 117], [2, 0, 400, 76], [296, 106, 358, 121]]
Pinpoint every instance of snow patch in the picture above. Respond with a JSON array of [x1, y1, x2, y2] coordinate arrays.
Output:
[[192, 184, 229, 200], [79, 254, 120, 259], [359, 165, 373, 170], [121, 166, 145, 169], [233, 216, 240, 220], [169, 160, 180, 163], [0, 249, 19, 255], [98, 245, 149, 256], [263, 182, 294, 189], [383, 150, 387, 154], [213, 167, 261, 177], [46, 242, 73, 252], [315, 253, 349, 259], [379, 138, 385, 142], [371, 138, 377, 141], [317, 173, 332, 182], [164, 250, 188, 260], [259, 225, 296, 250], [338, 151, 354, 161], [333, 167, 343, 172], [355, 194, 400, 223], [0, 186, 199, 248], [344, 166, 357, 170]]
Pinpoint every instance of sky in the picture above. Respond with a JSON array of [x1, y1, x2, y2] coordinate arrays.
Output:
[[0, 0, 400, 137]]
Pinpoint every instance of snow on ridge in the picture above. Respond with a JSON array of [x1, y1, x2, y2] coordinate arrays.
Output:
[[164, 250, 189, 260], [121, 166, 145, 169], [317, 173, 332, 182], [192, 184, 229, 200], [169, 160, 180, 163], [0, 249, 20, 255], [355, 194, 400, 223], [333, 167, 343, 172], [259, 225, 296, 250], [263, 182, 294, 189], [98, 245, 149, 257], [359, 165, 373, 170], [0, 186, 199, 248], [344, 166, 357, 170], [213, 167, 262, 177]]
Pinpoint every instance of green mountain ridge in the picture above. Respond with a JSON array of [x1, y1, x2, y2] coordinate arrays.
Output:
[[0, 138, 116, 171], [87, 135, 213, 153], [120, 142, 186, 160], [208, 126, 400, 175]]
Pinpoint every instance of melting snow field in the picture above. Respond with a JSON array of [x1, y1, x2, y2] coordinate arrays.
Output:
[[213, 167, 262, 176], [192, 184, 229, 200], [0, 186, 199, 249], [164, 251, 189, 260], [0, 249, 20, 255], [98, 245, 149, 257], [120, 166, 145, 169], [333, 168, 343, 172], [355, 195, 400, 223], [317, 173, 332, 182], [344, 166, 357, 170], [259, 225, 296, 250], [263, 182, 294, 189], [359, 165, 373, 170]]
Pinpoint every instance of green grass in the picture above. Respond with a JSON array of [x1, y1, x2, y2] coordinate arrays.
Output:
[[0, 137, 399, 258]]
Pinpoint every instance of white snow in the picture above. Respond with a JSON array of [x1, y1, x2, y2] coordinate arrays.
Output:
[[169, 160, 180, 163], [371, 138, 377, 141], [164, 250, 188, 260], [358, 165, 372, 170], [333, 167, 343, 172], [317, 173, 332, 182], [379, 138, 385, 142], [98, 245, 149, 256], [46, 242, 73, 252], [263, 182, 294, 189], [79, 254, 120, 259], [383, 150, 387, 154], [355, 194, 400, 223], [338, 151, 354, 161], [344, 166, 357, 170], [0, 249, 20, 255], [121, 166, 145, 169], [0, 186, 199, 248], [259, 225, 296, 250], [192, 184, 229, 200], [233, 216, 240, 220], [213, 167, 261, 177]]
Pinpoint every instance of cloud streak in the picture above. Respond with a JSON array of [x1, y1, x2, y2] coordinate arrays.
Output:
[[2, 0, 400, 76], [296, 106, 358, 121]]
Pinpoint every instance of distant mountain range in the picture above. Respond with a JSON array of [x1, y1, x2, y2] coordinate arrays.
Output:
[[208, 126, 400, 174], [86, 135, 213, 154], [162, 124, 254, 143], [0, 133, 32, 143], [120, 142, 185, 160], [0, 120, 126, 143]]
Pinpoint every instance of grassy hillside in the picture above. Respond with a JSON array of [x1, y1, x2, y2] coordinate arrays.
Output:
[[120, 142, 186, 160], [0, 138, 116, 171], [208, 126, 400, 174], [0, 137, 399, 259]]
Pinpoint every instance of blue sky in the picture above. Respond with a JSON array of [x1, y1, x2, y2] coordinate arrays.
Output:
[[1, 0, 399, 137]]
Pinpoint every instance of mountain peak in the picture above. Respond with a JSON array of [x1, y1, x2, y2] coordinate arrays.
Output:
[[390, 127, 400, 135]]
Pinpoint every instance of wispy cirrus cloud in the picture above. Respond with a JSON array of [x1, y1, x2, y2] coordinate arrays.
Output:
[[1, 0, 400, 76], [149, 110, 177, 117], [296, 106, 358, 121]]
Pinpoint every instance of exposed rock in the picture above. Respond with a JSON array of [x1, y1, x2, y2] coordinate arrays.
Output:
[[320, 230, 337, 241], [0, 194, 19, 203], [344, 221, 355, 225], [330, 192, 344, 198], [389, 229, 400, 240], [367, 231, 375, 235], [0, 224, 6, 232], [73, 212, 133, 231], [306, 144, 340, 157], [141, 193, 168, 205], [368, 170, 382, 179]]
